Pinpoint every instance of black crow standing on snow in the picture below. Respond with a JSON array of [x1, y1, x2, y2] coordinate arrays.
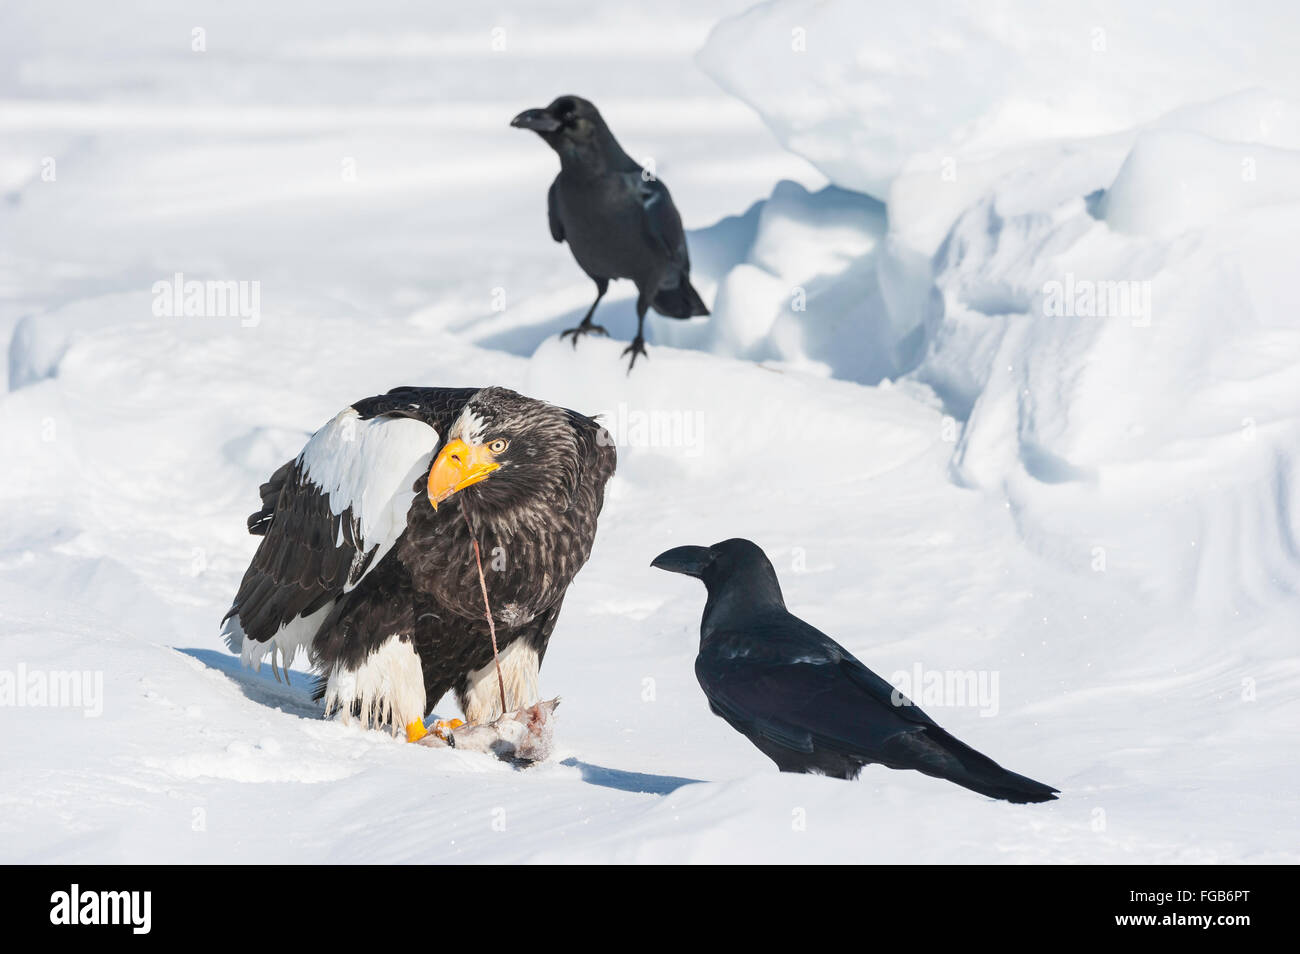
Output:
[[652, 539, 1060, 803], [511, 95, 709, 371]]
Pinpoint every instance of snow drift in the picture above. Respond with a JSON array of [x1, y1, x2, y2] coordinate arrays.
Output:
[[699, 0, 1300, 201], [695, 2, 1300, 613]]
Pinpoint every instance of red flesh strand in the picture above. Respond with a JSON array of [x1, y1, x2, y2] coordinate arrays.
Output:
[[461, 495, 508, 716]]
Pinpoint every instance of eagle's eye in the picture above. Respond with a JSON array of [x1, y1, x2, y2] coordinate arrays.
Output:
[[488, 439, 509, 454]]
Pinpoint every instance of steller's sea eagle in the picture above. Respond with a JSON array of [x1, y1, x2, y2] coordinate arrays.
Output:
[[222, 386, 616, 741]]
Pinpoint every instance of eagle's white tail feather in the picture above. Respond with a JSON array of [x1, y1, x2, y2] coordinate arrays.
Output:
[[234, 602, 333, 674]]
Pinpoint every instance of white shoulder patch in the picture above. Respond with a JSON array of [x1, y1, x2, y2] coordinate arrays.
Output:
[[298, 408, 438, 588]]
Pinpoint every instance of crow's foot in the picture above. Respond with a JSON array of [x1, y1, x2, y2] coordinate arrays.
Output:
[[622, 336, 649, 372], [559, 318, 608, 348]]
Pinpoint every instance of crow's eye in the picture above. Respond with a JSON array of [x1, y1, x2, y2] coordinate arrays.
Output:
[[489, 439, 509, 454]]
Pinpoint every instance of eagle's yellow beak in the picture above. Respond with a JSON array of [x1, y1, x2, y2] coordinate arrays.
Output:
[[427, 438, 501, 509]]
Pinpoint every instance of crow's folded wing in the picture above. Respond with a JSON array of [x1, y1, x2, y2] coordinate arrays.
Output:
[[695, 619, 938, 760], [635, 174, 689, 271], [548, 178, 565, 242]]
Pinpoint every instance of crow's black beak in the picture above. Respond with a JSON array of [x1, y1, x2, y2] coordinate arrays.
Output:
[[511, 108, 562, 133], [651, 545, 714, 578]]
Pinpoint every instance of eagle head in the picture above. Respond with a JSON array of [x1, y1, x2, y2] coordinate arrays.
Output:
[[426, 387, 580, 519]]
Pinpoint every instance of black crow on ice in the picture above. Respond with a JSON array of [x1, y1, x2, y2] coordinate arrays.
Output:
[[511, 95, 709, 371], [652, 539, 1059, 803]]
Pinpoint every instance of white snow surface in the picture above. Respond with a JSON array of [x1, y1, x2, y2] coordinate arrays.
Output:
[[1, 0, 1297, 863], [698, 0, 1300, 201]]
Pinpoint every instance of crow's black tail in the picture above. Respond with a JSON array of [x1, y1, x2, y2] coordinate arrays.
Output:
[[917, 725, 1059, 803], [652, 277, 709, 320]]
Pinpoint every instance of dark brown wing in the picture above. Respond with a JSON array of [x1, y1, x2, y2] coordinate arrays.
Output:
[[222, 387, 479, 654]]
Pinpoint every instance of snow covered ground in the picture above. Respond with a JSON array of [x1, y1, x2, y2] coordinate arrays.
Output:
[[2, 0, 1297, 863]]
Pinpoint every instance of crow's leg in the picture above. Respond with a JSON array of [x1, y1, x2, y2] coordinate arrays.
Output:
[[622, 288, 651, 373], [560, 277, 610, 347]]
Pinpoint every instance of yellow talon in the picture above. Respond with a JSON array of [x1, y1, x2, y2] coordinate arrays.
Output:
[[405, 719, 429, 743], [433, 718, 464, 741]]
